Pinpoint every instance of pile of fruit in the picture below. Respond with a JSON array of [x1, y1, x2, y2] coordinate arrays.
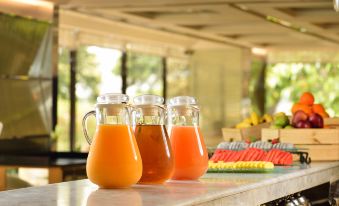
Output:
[[210, 148, 293, 165], [208, 161, 274, 170], [270, 112, 293, 129], [236, 112, 272, 128], [291, 92, 329, 128]]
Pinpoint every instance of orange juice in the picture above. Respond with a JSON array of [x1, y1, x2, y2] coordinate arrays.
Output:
[[86, 124, 142, 188], [170, 126, 208, 180]]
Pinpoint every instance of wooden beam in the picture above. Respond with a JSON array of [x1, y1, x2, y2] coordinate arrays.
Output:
[[200, 22, 289, 34], [57, 0, 339, 50], [236, 33, 301, 43], [267, 41, 338, 50], [150, 12, 258, 25], [233, 5, 339, 46], [57, 0, 329, 9], [78, 9, 256, 48], [320, 24, 339, 32], [60, 10, 199, 49], [294, 15, 339, 23], [238, 1, 332, 9]]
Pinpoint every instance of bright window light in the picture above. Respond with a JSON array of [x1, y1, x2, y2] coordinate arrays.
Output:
[[12, 0, 53, 9], [251, 47, 267, 56]]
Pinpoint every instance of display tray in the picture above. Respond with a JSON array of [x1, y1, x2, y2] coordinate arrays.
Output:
[[209, 147, 311, 165], [213, 147, 307, 152], [207, 168, 274, 173], [207, 165, 297, 173]]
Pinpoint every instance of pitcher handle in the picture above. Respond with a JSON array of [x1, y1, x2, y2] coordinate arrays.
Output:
[[82, 110, 96, 145]]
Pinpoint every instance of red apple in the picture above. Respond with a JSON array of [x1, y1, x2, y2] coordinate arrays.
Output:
[[295, 120, 312, 128], [308, 113, 324, 128], [271, 138, 279, 144], [292, 110, 308, 126]]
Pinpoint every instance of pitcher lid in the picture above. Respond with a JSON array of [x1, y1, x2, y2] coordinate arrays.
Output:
[[133, 94, 164, 106], [167, 96, 197, 107], [97, 93, 129, 104]]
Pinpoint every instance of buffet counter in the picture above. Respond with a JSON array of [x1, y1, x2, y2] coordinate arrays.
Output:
[[0, 162, 338, 206]]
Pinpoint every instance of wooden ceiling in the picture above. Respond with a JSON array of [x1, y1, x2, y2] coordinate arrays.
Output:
[[52, 0, 339, 50]]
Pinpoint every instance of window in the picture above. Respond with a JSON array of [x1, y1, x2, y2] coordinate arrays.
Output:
[[167, 58, 190, 98], [56, 46, 122, 152], [126, 52, 163, 98], [56, 48, 184, 152], [56, 47, 70, 151], [75, 46, 122, 151], [265, 62, 339, 116]]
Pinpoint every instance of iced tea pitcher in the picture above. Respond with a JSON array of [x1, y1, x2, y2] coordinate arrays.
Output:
[[82, 93, 142, 188], [133, 94, 174, 184], [167, 96, 208, 180]]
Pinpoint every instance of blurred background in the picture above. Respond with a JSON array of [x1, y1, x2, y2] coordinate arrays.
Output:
[[0, 0, 338, 190]]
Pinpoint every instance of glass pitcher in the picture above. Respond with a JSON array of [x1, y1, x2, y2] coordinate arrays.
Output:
[[82, 93, 142, 188], [133, 94, 174, 184], [167, 96, 208, 180]]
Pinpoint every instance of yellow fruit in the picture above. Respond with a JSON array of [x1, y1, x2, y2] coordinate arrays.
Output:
[[274, 112, 286, 118], [235, 122, 251, 128], [251, 112, 260, 125], [243, 117, 252, 124], [263, 114, 273, 123], [264, 162, 274, 169], [208, 161, 274, 170]]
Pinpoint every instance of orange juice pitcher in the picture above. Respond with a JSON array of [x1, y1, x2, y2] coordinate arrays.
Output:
[[133, 95, 174, 184], [167, 96, 208, 180], [82, 93, 142, 188]]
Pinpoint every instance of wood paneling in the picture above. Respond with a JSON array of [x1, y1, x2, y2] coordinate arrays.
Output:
[[53, 0, 339, 50]]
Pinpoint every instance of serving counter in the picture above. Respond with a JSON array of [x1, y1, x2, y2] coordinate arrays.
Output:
[[0, 162, 338, 206]]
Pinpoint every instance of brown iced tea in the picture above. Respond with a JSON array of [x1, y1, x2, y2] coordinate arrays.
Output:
[[135, 125, 174, 184]]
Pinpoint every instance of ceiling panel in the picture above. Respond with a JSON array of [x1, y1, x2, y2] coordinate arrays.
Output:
[[54, 0, 339, 50]]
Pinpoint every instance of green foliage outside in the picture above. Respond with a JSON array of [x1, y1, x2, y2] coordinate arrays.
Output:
[[56, 48, 170, 151], [167, 58, 191, 98], [56, 47, 339, 152], [58, 47, 100, 101], [56, 47, 100, 151], [265, 62, 339, 116], [55, 48, 70, 151], [114, 52, 163, 96]]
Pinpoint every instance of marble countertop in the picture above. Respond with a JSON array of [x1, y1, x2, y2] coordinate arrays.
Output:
[[0, 162, 338, 206]]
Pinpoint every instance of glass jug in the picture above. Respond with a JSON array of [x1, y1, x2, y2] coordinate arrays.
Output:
[[133, 94, 174, 184], [82, 93, 142, 188], [167, 96, 208, 180]]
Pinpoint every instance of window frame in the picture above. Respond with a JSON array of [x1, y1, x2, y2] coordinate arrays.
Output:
[[57, 49, 168, 152]]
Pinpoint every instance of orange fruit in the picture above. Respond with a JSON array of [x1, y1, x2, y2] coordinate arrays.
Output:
[[292, 103, 301, 114], [292, 103, 313, 115], [312, 104, 326, 114], [318, 112, 329, 118], [299, 92, 314, 105]]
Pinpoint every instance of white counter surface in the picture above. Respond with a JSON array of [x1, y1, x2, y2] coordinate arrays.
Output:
[[0, 162, 338, 206]]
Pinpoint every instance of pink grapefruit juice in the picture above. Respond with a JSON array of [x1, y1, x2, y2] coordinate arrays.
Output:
[[170, 126, 208, 180]]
